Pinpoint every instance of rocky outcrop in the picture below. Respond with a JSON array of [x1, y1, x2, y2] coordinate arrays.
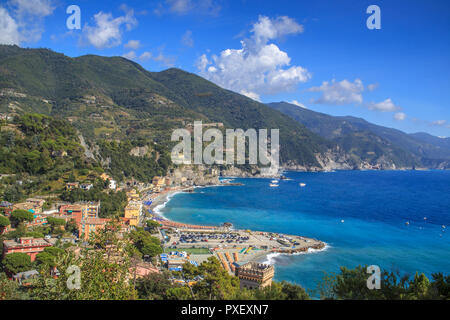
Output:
[[167, 165, 220, 186], [129, 145, 150, 157]]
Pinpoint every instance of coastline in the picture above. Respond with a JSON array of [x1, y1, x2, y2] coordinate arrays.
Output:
[[145, 180, 328, 269]]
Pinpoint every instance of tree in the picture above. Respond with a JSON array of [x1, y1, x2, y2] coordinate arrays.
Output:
[[430, 273, 450, 299], [136, 272, 174, 300], [0, 272, 24, 300], [2, 252, 32, 274], [36, 247, 65, 267], [31, 220, 138, 300], [146, 220, 160, 233], [190, 256, 240, 300], [0, 215, 10, 228], [315, 265, 446, 300], [46, 217, 66, 233], [11, 210, 34, 225], [129, 229, 162, 258]]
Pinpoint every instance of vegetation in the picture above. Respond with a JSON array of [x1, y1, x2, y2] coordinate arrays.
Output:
[[2, 252, 32, 274], [268, 102, 450, 168], [99, 140, 170, 183], [316, 265, 450, 300], [0, 45, 330, 170], [129, 228, 163, 259], [10, 209, 34, 226], [29, 220, 138, 300], [60, 186, 127, 218], [0, 215, 10, 228], [35, 247, 65, 267]]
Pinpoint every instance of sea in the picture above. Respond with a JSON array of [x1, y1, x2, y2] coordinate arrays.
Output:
[[158, 170, 450, 292]]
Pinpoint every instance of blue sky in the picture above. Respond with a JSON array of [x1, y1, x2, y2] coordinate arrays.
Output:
[[0, 0, 449, 137]]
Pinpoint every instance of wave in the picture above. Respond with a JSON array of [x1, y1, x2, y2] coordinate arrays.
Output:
[[153, 191, 184, 220], [262, 243, 331, 265]]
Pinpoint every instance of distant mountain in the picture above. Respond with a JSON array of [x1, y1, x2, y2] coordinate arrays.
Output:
[[268, 102, 450, 169], [2, 45, 448, 176], [0, 45, 328, 172]]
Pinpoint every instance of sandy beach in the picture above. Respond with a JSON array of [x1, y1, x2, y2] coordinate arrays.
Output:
[[144, 183, 328, 272]]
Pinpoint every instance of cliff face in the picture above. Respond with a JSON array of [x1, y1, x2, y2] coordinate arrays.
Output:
[[167, 165, 220, 186]]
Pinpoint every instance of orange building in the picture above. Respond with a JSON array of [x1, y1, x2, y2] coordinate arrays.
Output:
[[3, 237, 52, 262]]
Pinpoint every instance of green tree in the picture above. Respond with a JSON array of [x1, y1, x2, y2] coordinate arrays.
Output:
[[146, 220, 160, 233], [46, 217, 66, 233], [11, 210, 34, 225], [36, 247, 65, 267], [0, 215, 10, 228], [31, 220, 138, 300], [191, 256, 240, 300], [129, 228, 162, 258], [0, 272, 24, 300], [136, 272, 174, 300], [2, 252, 32, 274]]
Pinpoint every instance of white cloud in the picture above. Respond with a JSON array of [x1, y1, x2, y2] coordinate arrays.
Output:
[[159, 0, 221, 16], [431, 120, 450, 128], [167, 0, 191, 14], [367, 83, 378, 91], [308, 79, 364, 105], [83, 7, 137, 49], [197, 15, 310, 98], [139, 51, 152, 61], [393, 112, 406, 121], [0, 0, 55, 45], [290, 100, 307, 109], [9, 0, 54, 17], [122, 51, 137, 60], [240, 90, 260, 102], [124, 40, 140, 49], [181, 30, 194, 47], [153, 51, 176, 67], [0, 7, 20, 45], [367, 98, 400, 112]]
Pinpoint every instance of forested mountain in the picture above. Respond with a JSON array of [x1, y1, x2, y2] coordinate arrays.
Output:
[[268, 102, 450, 169], [1, 45, 448, 175], [0, 45, 328, 170]]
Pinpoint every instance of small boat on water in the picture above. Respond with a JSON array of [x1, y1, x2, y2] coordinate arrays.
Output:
[[299, 183, 306, 187], [269, 183, 279, 187], [271, 180, 279, 183]]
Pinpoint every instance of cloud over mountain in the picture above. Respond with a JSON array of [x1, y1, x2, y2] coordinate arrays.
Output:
[[308, 79, 364, 105], [83, 6, 137, 49], [0, 0, 55, 45], [197, 15, 310, 99]]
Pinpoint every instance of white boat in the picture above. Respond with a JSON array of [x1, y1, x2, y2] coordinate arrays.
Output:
[[271, 180, 279, 183], [299, 183, 306, 187], [269, 184, 279, 187]]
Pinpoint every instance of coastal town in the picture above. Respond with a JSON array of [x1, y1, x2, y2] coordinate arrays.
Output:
[[0, 170, 326, 291]]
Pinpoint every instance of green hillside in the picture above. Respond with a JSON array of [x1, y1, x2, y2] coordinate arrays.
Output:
[[0, 45, 327, 169]]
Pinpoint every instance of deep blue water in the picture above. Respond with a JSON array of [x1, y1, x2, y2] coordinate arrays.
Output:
[[160, 170, 450, 292]]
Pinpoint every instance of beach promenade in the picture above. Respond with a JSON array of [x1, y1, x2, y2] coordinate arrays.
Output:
[[142, 186, 327, 273]]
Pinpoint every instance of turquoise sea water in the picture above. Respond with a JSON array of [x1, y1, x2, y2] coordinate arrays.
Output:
[[160, 170, 450, 292]]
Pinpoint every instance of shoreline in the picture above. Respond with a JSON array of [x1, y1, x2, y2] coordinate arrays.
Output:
[[145, 180, 328, 268]]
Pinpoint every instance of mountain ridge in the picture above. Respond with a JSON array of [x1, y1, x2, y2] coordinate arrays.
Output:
[[1, 45, 449, 176], [268, 101, 450, 170]]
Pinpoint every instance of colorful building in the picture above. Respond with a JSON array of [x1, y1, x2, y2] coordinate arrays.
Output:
[[124, 201, 142, 227], [3, 237, 52, 262]]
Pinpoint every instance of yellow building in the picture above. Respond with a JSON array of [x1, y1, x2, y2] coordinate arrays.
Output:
[[126, 189, 140, 202], [124, 201, 142, 227], [152, 176, 165, 187]]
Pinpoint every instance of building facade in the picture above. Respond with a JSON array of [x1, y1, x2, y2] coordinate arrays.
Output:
[[234, 262, 274, 289]]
